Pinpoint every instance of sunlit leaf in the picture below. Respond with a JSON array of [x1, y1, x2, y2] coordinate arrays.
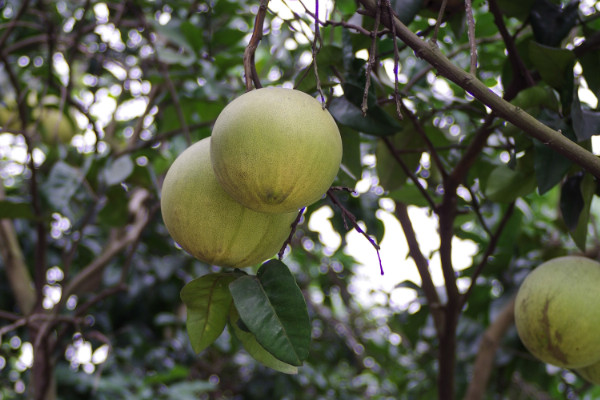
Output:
[[181, 272, 243, 354]]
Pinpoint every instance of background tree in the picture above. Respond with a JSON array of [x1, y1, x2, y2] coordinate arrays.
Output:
[[1, 0, 600, 399]]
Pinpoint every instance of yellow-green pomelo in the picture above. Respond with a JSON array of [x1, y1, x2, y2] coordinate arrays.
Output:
[[161, 137, 296, 268], [210, 87, 342, 214], [0, 104, 22, 132], [34, 107, 76, 144], [514, 256, 600, 368], [576, 359, 600, 385]]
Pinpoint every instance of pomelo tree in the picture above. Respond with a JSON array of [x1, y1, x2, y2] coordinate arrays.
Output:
[[1, 0, 600, 399]]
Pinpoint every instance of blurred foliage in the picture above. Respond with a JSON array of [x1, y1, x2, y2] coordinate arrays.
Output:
[[1, 0, 600, 399]]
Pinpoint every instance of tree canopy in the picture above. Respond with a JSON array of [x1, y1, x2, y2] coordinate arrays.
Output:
[[1, 0, 600, 399]]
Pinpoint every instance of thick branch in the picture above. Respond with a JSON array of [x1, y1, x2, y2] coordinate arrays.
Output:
[[0, 184, 36, 315], [244, 0, 270, 91], [464, 296, 516, 400], [357, 0, 600, 179], [0, 220, 36, 314], [62, 189, 152, 301], [395, 202, 444, 333]]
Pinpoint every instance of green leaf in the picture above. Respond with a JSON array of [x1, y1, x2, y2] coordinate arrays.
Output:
[[102, 155, 134, 186], [533, 138, 572, 195], [579, 48, 600, 99], [530, 0, 579, 47], [229, 307, 298, 374], [180, 21, 205, 53], [572, 173, 595, 251], [329, 96, 401, 137], [572, 93, 600, 142], [484, 164, 537, 203], [41, 161, 84, 211], [229, 260, 310, 366], [144, 365, 190, 385], [391, 0, 422, 24], [528, 41, 575, 90], [387, 184, 432, 207], [560, 173, 584, 231], [181, 272, 243, 354], [376, 127, 425, 191], [561, 173, 594, 251], [339, 127, 362, 185], [0, 200, 34, 219], [496, 0, 535, 20]]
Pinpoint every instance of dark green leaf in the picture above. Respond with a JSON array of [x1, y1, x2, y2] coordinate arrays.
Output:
[[528, 41, 575, 90], [329, 96, 401, 136], [376, 127, 425, 191], [561, 173, 594, 250], [180, 21, 205, 53], [484, 164, 537, 202], [571, 173, 595, 251], [0, 200, 34, 219], [180, 272, 242, 353], [579, 48, 600, 99], [339, 127, 362, 185], [229, 260, 310, 366], [530, 0, 579, 47], [533, 138, 572, 194], [572, 93, 600, 142], [560, 173, 584, 231], [497, 0, 535, 19], [392, 0, 423, 24], [387, 185, 432, 207], [229, 307, 298, 374]]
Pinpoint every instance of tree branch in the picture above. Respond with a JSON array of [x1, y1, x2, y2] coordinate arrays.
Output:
[[395, 202, 444, 333], [0, 183, 36, 315], [244, 0, 270, 91], [464, 296, 516, 400], [62, 189, 152, 301], [357, 0, 600, 179]]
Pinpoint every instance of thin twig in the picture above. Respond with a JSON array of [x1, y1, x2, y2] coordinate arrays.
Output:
[[362, 0, 381, 115], [160, 63, 191, 146], [432, 0, 448, 44], [384, 0, 403, 119], [464, 0, 478, 75], [395, 201, 444, 334], [312, 0, 325, 104], [382, 137, 437, 210], [327, 190, 384, 275], [115, 121, 215, 157], [460, 202, 516, 308], [244, 0, 270, 91], [278, 208, 305, 259], [400, 103, 448, 179]]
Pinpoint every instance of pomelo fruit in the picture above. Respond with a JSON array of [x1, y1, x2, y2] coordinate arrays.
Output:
[[514, 256, 600, 368], [576, 359, 600, 385], [160, 137, 296, 268], [210, 87, 342, 214]]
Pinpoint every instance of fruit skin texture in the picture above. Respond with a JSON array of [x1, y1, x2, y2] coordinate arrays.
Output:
[[577, 360, 600, 385], [210, 87, 342, 214], [514, 256, 600, 368], [160, 137, 296, 268]]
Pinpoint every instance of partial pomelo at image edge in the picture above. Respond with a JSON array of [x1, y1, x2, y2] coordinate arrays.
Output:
[[514, 256, 600, 369], [576, 359, 600, 385], [160, 137, 297, 268], [210, 87, 343, 214]]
